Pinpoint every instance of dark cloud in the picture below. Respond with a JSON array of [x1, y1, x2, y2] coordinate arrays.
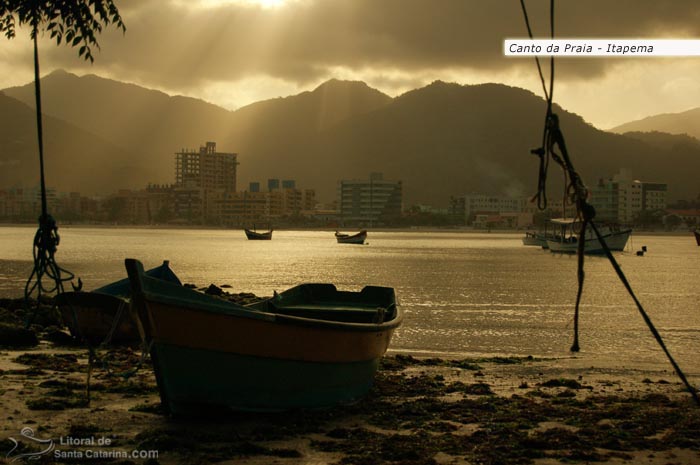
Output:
[[17, 0, 700, 90]]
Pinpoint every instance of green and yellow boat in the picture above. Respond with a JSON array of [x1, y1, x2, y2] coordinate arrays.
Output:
[[56, 260, 181, 344], [125, 258, 402, 414]]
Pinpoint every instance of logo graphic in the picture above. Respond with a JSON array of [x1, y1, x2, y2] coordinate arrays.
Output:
[[6, 427, 54, 463]]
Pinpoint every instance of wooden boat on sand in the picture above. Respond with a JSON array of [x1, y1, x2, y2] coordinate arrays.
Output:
[[244, 227, 273, 240], [335, 230, 367, 244], [56, 261, 181, 344], [125, 258, 401, 414]]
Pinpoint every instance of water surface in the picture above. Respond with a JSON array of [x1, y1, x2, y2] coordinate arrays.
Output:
[[1, 226, 698, 375]]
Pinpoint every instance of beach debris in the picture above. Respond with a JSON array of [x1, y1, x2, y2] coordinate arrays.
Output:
[[0, 323, 39, 348], [204, 284, 224, 296], [2, 352, 700, 464]]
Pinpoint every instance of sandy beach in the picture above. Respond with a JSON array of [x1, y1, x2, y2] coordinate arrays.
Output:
[[1, 301, 699, 465]]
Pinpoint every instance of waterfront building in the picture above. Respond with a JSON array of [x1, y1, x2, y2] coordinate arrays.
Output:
[[174, 142, 238, 222], [472, 212, 533, 229], [216, 190, 269, 225], [0, 186, 59, 221], [338, 173, 403, 225], [302, 189, 316, 212], [214, 186, 317, 226], [267, 178, 280, 191], [665, 209, 700, 228], [518, 197, 566, 218], [175, 141, 238, 192], [449, 193, 523, 225], [55, 191, 99, 221], [589, 170, 667, 224]]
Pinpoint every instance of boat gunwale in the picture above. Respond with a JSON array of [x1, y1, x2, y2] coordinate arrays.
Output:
[[140, 282, 403, 333], [335, 230, 367, 238]]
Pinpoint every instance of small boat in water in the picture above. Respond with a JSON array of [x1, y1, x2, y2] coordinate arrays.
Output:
[[522, 231, 551, 248], [546, 218, 632, 254], [522, 223, 555, 249], [125, 258, 401, 414], [335, 230, 367, 244], [244, 227, 273, 240], [56, 261, 181, 344]]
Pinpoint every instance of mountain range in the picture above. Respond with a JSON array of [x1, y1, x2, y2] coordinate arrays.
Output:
[[610, 108, 700, 140], [2, 70, 699, 205]]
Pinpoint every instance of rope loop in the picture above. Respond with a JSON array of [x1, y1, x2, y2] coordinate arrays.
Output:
[[36, 213, 59, 256]]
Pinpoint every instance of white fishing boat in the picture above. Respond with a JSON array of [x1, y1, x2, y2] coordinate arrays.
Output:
[[546, 218, 632, 254], [522, 231, 548, 247], [522, 221, 557, 248]]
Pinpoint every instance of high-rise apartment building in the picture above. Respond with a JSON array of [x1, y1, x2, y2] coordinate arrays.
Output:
[[175, 142, 238, 191], [338, 173, 402, 225], [174, 142, 238, 222]]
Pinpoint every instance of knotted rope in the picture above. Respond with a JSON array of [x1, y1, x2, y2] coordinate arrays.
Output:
[[23, 31, 77, 325], [519, 0, 698, 405]]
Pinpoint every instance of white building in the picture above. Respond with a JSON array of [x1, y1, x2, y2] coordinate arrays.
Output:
[[589, 170, 667, 224], [450, 193, 522, 224]]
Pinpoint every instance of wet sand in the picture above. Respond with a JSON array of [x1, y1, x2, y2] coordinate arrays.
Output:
[[1, 299, 699, 465]]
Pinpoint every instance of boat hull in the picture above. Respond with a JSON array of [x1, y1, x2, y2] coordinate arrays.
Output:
[[56, 292, 137, 344], [56, 261, 181, 344], [245, 229, 272, 240], [335, 230, 367, 244], [547, 229, 632, 254], [125, 259, 401, 413], [522, 233, 548, 248], [153, 343, 380, 414]]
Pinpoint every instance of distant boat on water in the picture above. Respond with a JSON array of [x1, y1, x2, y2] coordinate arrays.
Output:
[[125, 258, 402, 414], [244, 226, 273, 240], [522, 231, 551, 248], [55, 260, 181, 344], [522, 222, 555, 249], [335, 230, 367, 244], [546, 218, 632, 254]]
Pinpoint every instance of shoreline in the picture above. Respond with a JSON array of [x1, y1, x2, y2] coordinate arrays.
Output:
[[1, 343, 699, 465], [1, 294, 699, 465], [0, 222, 695, 235]]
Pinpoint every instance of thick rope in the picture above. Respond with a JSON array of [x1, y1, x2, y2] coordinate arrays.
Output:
[[24, 31, 76, 319], [588, 221, 700, 404], [62, 297, 148, 406], [519, 0, 699, 405], [32, 31, 47, 219], [520, 0, 554, 210]]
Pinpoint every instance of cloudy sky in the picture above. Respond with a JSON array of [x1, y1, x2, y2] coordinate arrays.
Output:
[[1, 0, 699, 129]]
